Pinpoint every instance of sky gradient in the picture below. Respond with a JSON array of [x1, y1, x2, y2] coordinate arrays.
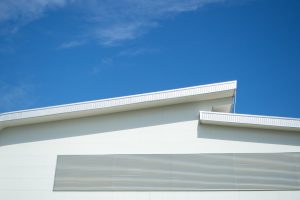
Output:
[[0, 0, 299, 118]]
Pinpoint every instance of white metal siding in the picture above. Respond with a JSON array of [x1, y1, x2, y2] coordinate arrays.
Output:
[[1, 99, 300, 199]]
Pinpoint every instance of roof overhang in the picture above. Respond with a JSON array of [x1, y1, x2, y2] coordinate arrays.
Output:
[[0, 81, 236, 131], [200, 111, 300, 132]]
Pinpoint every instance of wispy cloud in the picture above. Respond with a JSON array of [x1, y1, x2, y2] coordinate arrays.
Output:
[[0, 81, 36, 112], [90, 46, 160, 75], [119, 47, 160, 57], [0, 0, 70, 34], [0, 0, 227, 46], [58, 40, 86, 49], [81, 0, 226, 46]]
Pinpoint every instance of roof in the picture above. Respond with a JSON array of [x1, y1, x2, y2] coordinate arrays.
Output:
[[0, 81, 237, 131], [200, 111, 300, 132]]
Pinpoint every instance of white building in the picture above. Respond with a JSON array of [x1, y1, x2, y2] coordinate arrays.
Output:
[[1, 80, 300, 200]]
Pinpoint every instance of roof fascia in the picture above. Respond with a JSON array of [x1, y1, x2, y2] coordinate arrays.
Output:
[[0, 81, 236, 131], [199, 111, 300, 132]]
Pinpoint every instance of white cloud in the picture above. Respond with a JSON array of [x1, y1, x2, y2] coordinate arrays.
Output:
[[58, 40, 86, 49], [0, 0, 227, 45], [81, 0, 226, 45], [0, 0, 71, 34], [94, 21, 158, 46], [0, 81, 36, 112], [0, 0, 68, 22], [119, 47, 160, 57]]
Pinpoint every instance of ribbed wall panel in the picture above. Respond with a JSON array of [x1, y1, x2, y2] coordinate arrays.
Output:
[[54, 153, 300, 191]]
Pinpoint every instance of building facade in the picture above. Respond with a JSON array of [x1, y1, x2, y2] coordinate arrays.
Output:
[[1, 81, 300, 199]]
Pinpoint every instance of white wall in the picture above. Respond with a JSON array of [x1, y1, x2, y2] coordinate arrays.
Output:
[[1, 97, 300, 199]]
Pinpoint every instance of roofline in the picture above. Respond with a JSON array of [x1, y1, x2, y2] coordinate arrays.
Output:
[[0, 81, 237, 131], [199, 111, 300, 132]]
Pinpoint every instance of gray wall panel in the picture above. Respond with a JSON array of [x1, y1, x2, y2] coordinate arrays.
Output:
[[54, 153, 300, 191]]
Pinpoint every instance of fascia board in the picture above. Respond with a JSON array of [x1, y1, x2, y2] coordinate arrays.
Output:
[[199, 111, 300, 132], [0, 81, 236, 131]]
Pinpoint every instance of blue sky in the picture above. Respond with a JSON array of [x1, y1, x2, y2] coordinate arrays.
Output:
[[0, 0, 299, 118]]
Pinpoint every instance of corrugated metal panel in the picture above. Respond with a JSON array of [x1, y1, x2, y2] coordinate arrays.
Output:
[[54, 153, 300, 191], [199, 111, 300, 132]]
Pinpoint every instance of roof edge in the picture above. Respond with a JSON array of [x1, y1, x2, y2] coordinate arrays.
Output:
[[0, 81, 236, 131], [199, 111, 300, 132]]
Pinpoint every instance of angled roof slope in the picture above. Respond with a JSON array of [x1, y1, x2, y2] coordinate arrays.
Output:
[[0, 81, 236, 131]]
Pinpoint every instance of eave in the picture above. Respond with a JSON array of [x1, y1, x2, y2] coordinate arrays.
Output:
[[200, 111, 300, 132], [0, 81, 236, 131]]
